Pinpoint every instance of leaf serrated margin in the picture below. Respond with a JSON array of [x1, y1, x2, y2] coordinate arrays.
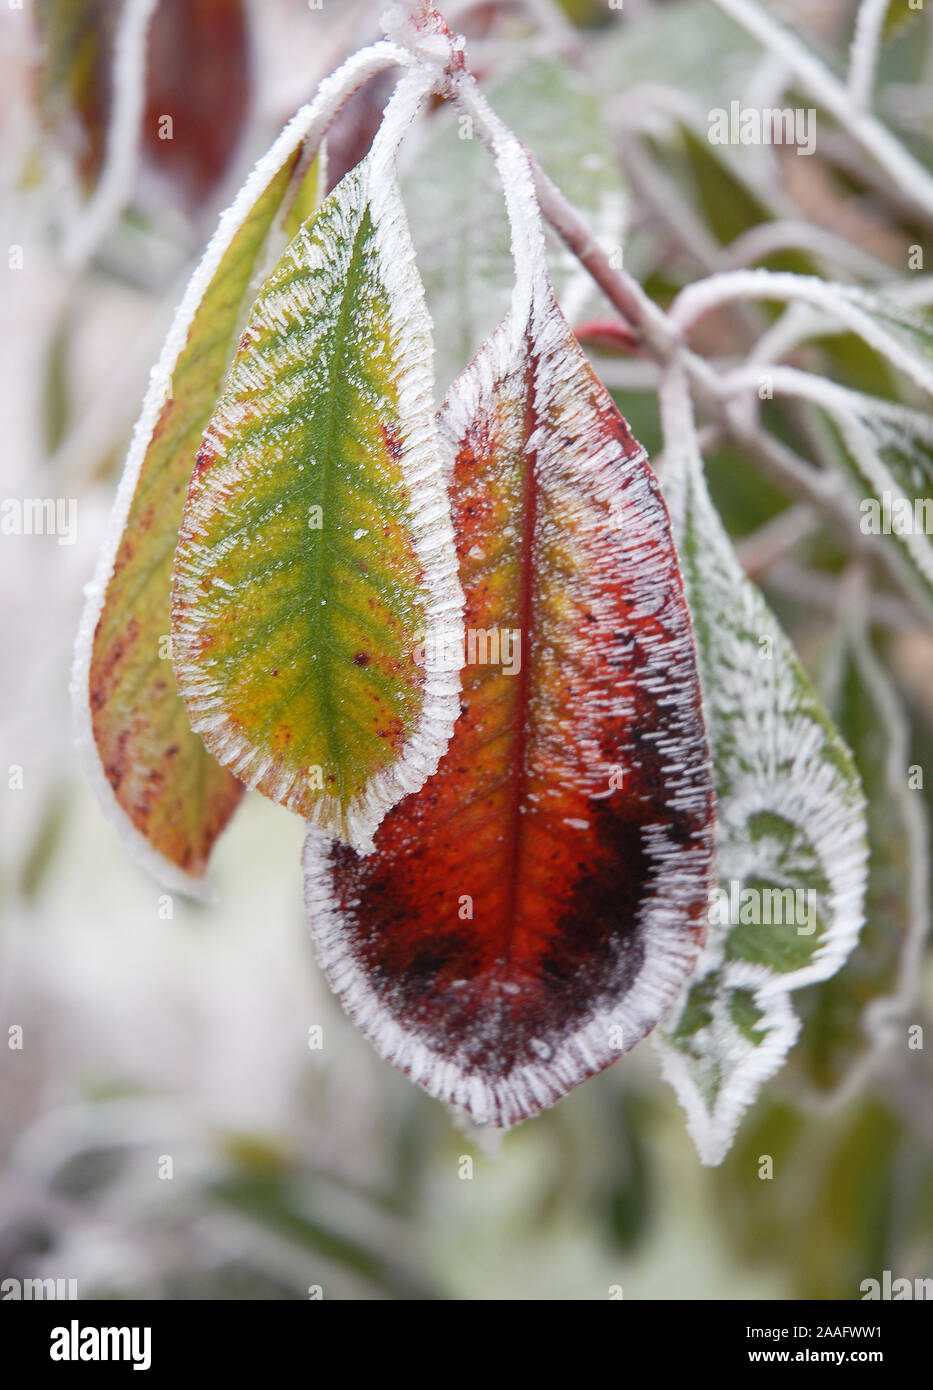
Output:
[[652, 363, 868, 1164], [303, 294, 714, 1126], [170, 69, 465, 852], [71, 41, 409, 893]]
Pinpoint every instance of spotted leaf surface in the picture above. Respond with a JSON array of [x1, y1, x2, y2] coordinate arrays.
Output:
[[303, 287, 715, 1128], [74, 145, 317, 893], [171, 157, 463, 852], [654, 368, 868, 1165]]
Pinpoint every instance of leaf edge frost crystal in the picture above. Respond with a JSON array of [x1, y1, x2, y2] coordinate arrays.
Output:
[[71, 14, 877, 1147], [170, 75, 465, 854], [653, 366, 868, 1166], [302, 132, 717, 1129]]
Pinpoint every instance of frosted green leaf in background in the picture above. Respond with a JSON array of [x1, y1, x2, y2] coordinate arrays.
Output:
[[586, 0, 778, 264], [851, 290, 933, 388], [779, 373, 933, 614], [589, 0, 758, 110], [404, 56, 627, 391], [653, 368, 868, 1166], [876, 2, 933, 169], [724, 365, 933, 613], [674, 276, 933, 398], [791, 627, 929, 1097]]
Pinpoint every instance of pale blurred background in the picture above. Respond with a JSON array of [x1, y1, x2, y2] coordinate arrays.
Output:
[[2, 0, 932, 1300]]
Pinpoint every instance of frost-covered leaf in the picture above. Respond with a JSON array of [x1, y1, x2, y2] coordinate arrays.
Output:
[[405, 56, 627, 391], [171, 152, 463, 853], [73, 131, 322, 893], [653, 367, 867, 1166], [303, 282, 715, 1128], [673, 274, 933, 398], [679, 126, 778, 251], [588, 2, 782, 257], [792, 628, 929, 1096], [282, 147, 326, 244], [848, 290, 933, 390], [589, 0, 759, 110], [755, 370, 933, 613]]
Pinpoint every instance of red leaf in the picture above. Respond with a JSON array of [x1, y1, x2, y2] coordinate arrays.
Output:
[[142, 0, 251, 211], [304, 288, 715, 1127], [321, 69, 396, 195]]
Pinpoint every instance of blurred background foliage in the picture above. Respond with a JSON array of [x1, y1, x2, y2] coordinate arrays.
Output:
[[1, 0, 932, 1299]]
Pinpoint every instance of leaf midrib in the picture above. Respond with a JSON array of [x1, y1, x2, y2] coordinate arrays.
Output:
[[290, 199, 374, 803], [500, 342, 540, 970]]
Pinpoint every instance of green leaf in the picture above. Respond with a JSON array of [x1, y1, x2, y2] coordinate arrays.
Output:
[[680, 126, 773, 249], [882, 0, 926, 44], [851, 289, 933, 389], [653, 368, 867, 1166], [792, 628, 929, 1095], [761, 369, 933, 613], [675, 128, 816, 274], [677, 276, 933, 397], [805, 330, 899, 402], [282, 147, 325, 244], [74, 135, 320, 893], [716, 1097, 904, 1299], [828, 401, 933, 613], [405, 55, 626, 391], [589, 0, 758, 109], [171, 156, 463, 852]]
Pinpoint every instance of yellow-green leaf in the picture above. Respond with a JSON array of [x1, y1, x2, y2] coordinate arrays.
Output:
[[74, 138, 319, 894], [170, 156, 464, 852]]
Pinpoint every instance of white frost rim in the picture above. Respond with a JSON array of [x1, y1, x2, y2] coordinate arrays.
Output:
[[653, 363, 869, 1165], [70, 41, 413, 896], [304, 821, 710, 1129], [169, 67, 465, 854], [303, 193, 715, 1127]]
